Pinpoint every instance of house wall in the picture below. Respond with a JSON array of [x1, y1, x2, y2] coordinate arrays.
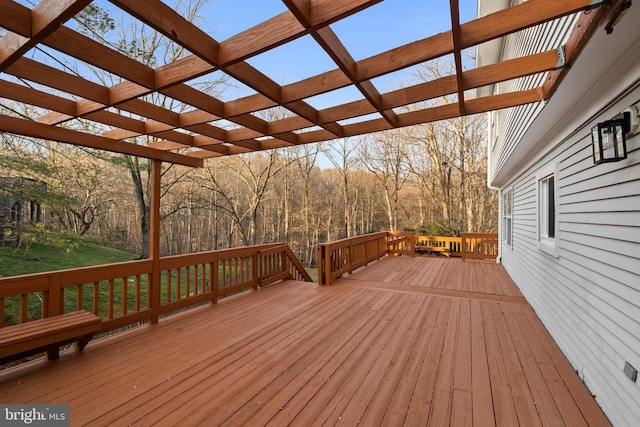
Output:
[[500, 84, 640, 426], [486, 7, 577, 184]]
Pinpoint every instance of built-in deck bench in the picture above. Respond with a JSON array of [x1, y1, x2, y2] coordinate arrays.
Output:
[[0, 310, 101, 365], [415, 245, 451, 257]]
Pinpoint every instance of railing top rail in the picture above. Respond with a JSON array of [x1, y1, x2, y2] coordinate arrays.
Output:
[[317, 231, 387, 248], [257, 243, 289, 257], [0, 259, 153, 285], [461, 233, 499, 238], [416, 235, 461, 241]]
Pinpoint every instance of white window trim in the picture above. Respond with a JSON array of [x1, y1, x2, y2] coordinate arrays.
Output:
[[537, 162, 559, 257], [502, 187, 513, 249]]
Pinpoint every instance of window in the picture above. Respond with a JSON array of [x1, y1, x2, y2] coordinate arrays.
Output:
[[502, 188, 513, 247], [540, 176, 555, 238], [538, 163, 558, 256]]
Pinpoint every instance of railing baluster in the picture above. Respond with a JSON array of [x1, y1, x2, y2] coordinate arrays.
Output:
[[185, 266, 191, 299], [210, 260, 217, 303], [20, 294, 28, 323]]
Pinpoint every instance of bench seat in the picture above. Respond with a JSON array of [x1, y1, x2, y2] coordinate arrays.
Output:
[[415, 245, 451, 257], [0, 310, 102, 365]]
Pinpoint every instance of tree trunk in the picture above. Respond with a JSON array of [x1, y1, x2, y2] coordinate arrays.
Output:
[[126, 156, 150, 259]]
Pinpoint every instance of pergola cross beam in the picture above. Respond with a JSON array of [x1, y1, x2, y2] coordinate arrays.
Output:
[[0, 0, 608, 165]]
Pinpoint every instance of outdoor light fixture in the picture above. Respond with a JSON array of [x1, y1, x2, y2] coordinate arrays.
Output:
[[592, 112, 630, 164], [604, 0, 632, 34]]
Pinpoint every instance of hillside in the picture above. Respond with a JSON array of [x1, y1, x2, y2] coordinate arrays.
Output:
[[0, 238, 138, 278]]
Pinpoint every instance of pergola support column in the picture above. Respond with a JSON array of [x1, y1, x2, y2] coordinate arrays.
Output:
[[150, 159, 162, 325]]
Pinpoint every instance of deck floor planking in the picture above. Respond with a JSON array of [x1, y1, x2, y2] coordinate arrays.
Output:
[[0, 257, 611, 426]]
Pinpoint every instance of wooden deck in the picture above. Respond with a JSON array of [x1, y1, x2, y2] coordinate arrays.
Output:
[[0, 257, 610, 426]]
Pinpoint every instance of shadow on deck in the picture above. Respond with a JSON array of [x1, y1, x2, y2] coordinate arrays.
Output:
[[0, 257, 610, 426]]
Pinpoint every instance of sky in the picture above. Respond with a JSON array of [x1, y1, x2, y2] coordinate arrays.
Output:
[[194, 0, 480, 166], [198, 0, 479, 106], [11, 0, 479, 107]]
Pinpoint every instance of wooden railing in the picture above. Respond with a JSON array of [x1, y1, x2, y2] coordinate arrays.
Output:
[[318, 232, 499, 285], [258, 244, 313, 286], [317, 231, 416, 285], [387, 231, 415, 256], [415, 234, 498, 260], [460, 233, 499, 260], [317, 232, 387, 285], [0, 243, 312, 333]]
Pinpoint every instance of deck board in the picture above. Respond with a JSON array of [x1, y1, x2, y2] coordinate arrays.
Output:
[[0, 257, 611, 426]]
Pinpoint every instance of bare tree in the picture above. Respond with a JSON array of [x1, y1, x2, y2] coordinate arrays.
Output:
[[286, 144, 321, 265], [70, 0, 228, 257], [324, 138, 359, 239], [201, 151, 287, 247], [359, 133, 410, 231]]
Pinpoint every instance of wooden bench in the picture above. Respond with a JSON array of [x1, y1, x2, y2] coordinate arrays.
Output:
[[415, 245, 451, 257], [0, 310, 102, 365]]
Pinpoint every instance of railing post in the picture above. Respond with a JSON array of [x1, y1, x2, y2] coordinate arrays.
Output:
[[320, 245, 324, 285], [253, 251, 259, 290], [461, 233, 468, 260], [408, 231, 416, 256], [324, 245, 332, 285], [48, 274, 62, 317]]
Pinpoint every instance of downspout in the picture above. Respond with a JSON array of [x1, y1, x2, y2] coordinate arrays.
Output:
[[486, 114, 503, 264]]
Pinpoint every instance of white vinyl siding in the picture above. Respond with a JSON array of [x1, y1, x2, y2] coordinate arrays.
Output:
[[488, 13, 579, 183], [483, 1, 640, 424], [501, 96, 640, 427]]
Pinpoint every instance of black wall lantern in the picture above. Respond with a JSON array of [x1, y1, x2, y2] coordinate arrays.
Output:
[[592, 111, 630, 164]]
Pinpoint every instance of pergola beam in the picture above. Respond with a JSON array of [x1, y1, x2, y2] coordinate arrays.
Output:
[[0, 0, 93, 71], [0, 114, 203, 167], [108, 0, 219, 65], [0, 0, 606, 163], [460, 0, 602, 48]]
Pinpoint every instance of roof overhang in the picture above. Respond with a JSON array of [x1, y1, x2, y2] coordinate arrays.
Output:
[[489, 0, 640, 188], [475, 0, 509, 98]]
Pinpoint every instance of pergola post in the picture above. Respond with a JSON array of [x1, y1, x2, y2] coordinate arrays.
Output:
[[150, 159, 162, 324]]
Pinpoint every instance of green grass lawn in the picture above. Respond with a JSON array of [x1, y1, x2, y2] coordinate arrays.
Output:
[[0, 240, 138, 278], [1, 236, 316, 325]]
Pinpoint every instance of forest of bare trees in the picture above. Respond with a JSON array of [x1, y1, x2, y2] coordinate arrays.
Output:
[[0, 1, 497, 268], [0, 119, 497, 267]]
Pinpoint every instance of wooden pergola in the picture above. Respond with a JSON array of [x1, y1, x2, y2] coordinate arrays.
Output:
[[0, 0, 620, 273], [0, 0, 615, 170]]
